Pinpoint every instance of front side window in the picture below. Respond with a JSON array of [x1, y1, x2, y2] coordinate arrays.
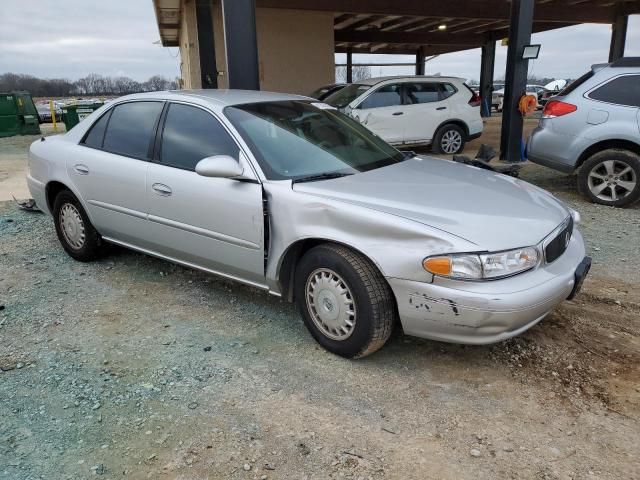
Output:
[[224, 101, 405, 180], [588, 75, 640, 107], [325, 83, 371, 108], [359, 84, 403, 109], [405, 83, 442, 104], [102, 101, 163, 159], [160, 103, 239, 171]]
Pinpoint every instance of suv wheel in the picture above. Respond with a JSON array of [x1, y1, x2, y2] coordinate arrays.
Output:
[[53, 190, 105, 261], [294, 244, 395, 359], [578, 149, 640, 207], [433, 124, 466, 155]]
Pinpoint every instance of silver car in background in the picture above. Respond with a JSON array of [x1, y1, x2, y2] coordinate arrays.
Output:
[[527, 58, 640, 207], [28, 90, 590, 358]]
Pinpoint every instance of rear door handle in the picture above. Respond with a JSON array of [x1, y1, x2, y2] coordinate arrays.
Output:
[[73, 164, 89, 175], [392, 112, 404, 116], [152, 183, 172, 196], [436, 107, 447, 111]]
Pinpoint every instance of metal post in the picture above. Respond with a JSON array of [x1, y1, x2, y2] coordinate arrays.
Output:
[[500, 0, 535, 162], [609, 14, 628, 62], [479, 40, 496, 118], [346, 48, 353, 83], [222, 0, 260, 90], [196, 0, 218, 89], [415, 47, 425, 76]]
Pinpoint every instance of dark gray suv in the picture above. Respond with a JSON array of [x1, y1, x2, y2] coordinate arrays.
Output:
[[527, 58, 640, 207]]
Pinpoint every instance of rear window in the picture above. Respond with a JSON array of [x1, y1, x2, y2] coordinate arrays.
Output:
[[558, 70, 594, 96], [102, 101, 163, 159], [588, 75, 640, 107]]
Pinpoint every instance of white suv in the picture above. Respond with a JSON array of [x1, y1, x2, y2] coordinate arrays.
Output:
[[325, 76, 483, 154]]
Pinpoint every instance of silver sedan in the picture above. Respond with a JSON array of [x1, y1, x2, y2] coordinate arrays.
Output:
[[27, 90, 591, 358]]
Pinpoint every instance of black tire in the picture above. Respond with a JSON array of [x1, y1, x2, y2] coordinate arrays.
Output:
[[577, 149, 640, 208], [433, 124, 466, 155], [294, 244, 396, 359], [53, 189, 105, 261]]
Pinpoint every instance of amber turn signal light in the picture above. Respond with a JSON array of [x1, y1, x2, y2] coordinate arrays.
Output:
[[423, 256, 452, 275]]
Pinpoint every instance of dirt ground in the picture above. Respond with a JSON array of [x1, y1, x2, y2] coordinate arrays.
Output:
[[1, 118, 639, 480]]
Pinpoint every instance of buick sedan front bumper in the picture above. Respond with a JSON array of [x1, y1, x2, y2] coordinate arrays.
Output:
[[388, 229, 587, 345]]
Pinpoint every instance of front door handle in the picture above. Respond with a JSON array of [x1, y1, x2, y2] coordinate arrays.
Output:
[[392, 112, 404, 116], [73, 164, 89, 175], [436, 107, 447, 111], [152, 183, 172, 196]]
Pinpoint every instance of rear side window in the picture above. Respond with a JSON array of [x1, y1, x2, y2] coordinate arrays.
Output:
[[103, 101, 163, 159], [588, 75, 640, 107], [82, 111, 111, 148], [441, 83, 457, 99], [405, 83, 441, 104], [160, 103, 239, 171], [359, 84, 402, 109]]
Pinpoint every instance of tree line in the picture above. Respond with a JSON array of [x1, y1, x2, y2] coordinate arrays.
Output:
[[0, 73, 179, 97]]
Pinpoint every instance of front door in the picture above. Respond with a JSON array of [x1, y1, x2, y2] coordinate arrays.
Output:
[[68, 100, 164, 247], [145, 102, 265, 285], [349, 83, 406, 144]]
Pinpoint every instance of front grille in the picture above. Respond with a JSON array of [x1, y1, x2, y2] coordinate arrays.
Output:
[[545, 216, 573, 264]]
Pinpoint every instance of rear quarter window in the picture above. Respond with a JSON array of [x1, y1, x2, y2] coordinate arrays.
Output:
[[588, 75, 640, 107]]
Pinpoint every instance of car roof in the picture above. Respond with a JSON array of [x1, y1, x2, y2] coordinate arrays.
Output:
[[354, 76, 463, 86], [119, 89, 312, 106]]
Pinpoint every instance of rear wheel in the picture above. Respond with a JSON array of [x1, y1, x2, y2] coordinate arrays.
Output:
[[433, 124, 466, 155], [53, 190, 105, 261], [294, 244, 395, 359], [578, 149, 640, 207]]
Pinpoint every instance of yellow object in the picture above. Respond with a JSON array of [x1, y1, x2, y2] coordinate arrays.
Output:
[[423, 257, 452, 275], [49, 100, 58, 131], [518, 94, 537, 116], [501, 38, 508, 46]]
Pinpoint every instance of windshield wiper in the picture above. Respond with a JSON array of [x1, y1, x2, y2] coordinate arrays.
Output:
[[292, 172, 353, 184]]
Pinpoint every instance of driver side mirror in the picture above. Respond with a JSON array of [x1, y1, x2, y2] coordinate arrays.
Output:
[[195, 155, 244, 178]]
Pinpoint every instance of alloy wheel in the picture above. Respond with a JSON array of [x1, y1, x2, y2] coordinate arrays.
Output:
[[441, 130, 463, 154], [587, 159, 637, 203]]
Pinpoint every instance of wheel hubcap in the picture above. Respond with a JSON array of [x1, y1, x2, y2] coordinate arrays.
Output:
[[305, 268, 356, 341], [441, 130, 462, 154], [587, 160, 637, 202], [59, 203, 85, 249]]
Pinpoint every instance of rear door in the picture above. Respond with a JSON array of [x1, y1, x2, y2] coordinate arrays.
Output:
[[70, 100, 163, 246], [348, 83, 405, 144], [145, 102, 265, 285], [402, 82, 452, 144]]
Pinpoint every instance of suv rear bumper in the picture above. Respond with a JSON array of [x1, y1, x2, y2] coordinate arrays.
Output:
[[527, 125, 580, 173]]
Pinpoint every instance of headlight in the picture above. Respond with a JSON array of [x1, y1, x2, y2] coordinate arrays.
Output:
[[423, 247, 539, 280]]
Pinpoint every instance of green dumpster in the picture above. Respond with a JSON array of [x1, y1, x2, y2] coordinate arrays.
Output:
[[61, 102, 104, 131], [0, 91, 41, 137]]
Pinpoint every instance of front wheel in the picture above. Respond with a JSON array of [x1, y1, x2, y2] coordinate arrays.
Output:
[[577, 149, 640, 207], [433, 124, 466, 155], [294, 244, 396, 358]]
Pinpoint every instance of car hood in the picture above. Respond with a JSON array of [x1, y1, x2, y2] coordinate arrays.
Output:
[[293, 157, 569, 252]]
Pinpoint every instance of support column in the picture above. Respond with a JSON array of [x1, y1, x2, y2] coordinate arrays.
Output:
[[221, 0, 260, 90], [609, 14, 628, 62], [479, 40, 496, 118], [346, 48, 353, 83], [416, 46, 425, 76], [196, 1, 218, 89], [500, 0, 535, 162]]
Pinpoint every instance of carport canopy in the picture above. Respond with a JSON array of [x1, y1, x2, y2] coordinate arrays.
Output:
[[153, 0, 640, 161]]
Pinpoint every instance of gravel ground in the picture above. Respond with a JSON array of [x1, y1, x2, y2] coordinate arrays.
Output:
[[1, 121, 640, 480]]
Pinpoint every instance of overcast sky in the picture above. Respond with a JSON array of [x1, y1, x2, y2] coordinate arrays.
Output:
[[1, 1, 638, 83]]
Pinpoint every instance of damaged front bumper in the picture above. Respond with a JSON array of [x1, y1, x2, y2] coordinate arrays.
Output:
[[388, 229, 587, 345]]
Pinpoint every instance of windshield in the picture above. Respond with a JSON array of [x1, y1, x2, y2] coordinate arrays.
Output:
[[324, 83, 371, 108], [224, 101, 405, 181]]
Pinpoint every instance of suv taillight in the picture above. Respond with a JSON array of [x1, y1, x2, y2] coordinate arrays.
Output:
[[468, 91, 481, 107], [542, 100, 577, 118]]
